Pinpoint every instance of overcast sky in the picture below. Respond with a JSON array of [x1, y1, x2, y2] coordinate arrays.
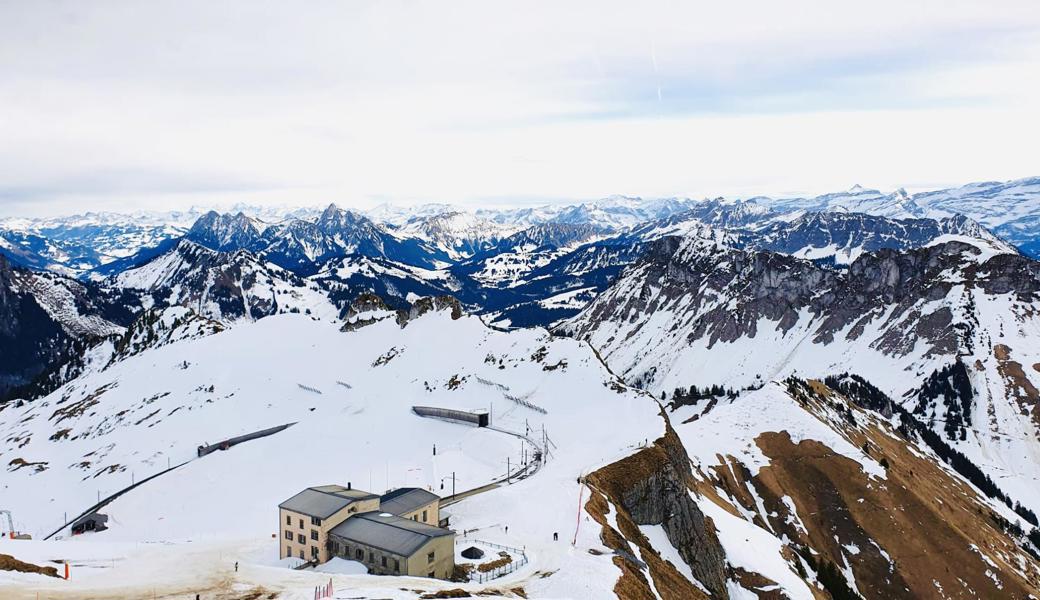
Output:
[[1, 0, 1039, 217]]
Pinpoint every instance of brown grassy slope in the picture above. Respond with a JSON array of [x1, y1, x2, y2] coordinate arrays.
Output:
[[0, 553, 60, 578], [698, 380, 1040, 599]]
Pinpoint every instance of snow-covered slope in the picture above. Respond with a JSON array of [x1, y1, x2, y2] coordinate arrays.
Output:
[[670, 379, 1040, 599], [565, 237, 1040, 517], [0, 308, 669, 599]]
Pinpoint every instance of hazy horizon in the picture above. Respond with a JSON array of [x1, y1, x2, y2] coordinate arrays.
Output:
[[3, 1, 1039, 217]]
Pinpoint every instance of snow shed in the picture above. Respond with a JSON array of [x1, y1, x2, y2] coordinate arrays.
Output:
[[412, 406, 490, 428], [71, 512, 108, 535]]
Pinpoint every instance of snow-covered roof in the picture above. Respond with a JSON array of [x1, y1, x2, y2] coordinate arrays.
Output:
[[279, 485, 378, 519], [329, 511, 452, 557]]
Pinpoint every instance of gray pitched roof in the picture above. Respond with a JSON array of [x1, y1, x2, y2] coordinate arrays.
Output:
[[279, 485, 378, 519], [329, 511, 453, 557], [379, 487, 439, 517]]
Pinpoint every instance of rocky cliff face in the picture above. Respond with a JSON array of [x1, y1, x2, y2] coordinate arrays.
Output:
[[566, 234, 1040, 526], [586, 418, 729, 599]]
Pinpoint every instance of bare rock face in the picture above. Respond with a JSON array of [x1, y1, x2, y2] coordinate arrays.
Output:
[[567, 238, 1040, 373], [586, 421, 728, 599], [341, 294, 465, 332], [403, 295, 464, 323]]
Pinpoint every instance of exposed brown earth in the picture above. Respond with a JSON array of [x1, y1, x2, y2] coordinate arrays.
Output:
[[0, 553, 60, 578], [697, 380, 1040, 599], [477, 554, 512, 573], [420, 590, 471, 599], [50, 382, 117, 424], [994, 344, 1040, 429], [7, 457, 48, 472]]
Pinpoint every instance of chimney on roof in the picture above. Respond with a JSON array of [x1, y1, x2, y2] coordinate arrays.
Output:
[[347, 481, 351, 490]]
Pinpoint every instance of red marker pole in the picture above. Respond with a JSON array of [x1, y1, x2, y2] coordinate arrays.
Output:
[[64, 561, 70, 580]]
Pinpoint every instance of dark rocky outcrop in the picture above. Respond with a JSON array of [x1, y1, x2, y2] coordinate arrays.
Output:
[[586, 417, 728, 599], [568, 238, 1039, 366], [341, 293, 465, 332], [0, 254, 139, 402]]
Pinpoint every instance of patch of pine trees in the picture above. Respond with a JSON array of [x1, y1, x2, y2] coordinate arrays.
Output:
[[666, 383, 740, 409], [825, 372, 1039, 529]]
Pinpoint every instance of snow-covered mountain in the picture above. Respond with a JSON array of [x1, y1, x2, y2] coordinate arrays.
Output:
[[564, 236, 1040, 518], [0, 253, 140, 399], [394, 211, 515, 261], [3, 300, 1038, 599], [0, 307, 674, 598], [115, 239, 341, 323], [761, 176, 1040, 258], [0, 211, 199, 276], [183, 204, 449, 273]]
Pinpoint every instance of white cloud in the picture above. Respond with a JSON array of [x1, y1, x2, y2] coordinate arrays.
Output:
[[1, 0, 1038, 215]]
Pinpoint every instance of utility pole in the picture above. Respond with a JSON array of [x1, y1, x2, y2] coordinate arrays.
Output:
[[451, 471, 455, 498]]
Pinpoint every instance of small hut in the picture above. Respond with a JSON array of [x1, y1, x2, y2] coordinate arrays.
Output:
[[71, 512, 109, 535]]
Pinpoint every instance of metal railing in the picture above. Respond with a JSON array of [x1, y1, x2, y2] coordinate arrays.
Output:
[[474, 554, 529, 584], [461, 538, 530, 584]]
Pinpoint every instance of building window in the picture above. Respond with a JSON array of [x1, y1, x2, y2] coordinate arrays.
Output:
[[356, 548, 363, 560], [311, 546, 319, 558], [412, 515, 417, 521], [422, 510, 427, 522], [286, 514, 291, 525], [427, 551, 435, 564], [381, 556, 387, 568], [368, 551, 374, 563], [428, 571, 435, 578], [311, 516, 322, 526], [285, 531, 292, 540], [299, 518, 304, 529], [310, 530, 319, 541], [393, 558, 400, 573], [286, 546, 292, 558], [299, 549, 304, 559], [298, 534, 305, 544]]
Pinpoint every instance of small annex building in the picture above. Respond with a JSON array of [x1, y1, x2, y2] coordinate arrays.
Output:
[[279, 484, 454, 578], [329, 512, 454, 579]]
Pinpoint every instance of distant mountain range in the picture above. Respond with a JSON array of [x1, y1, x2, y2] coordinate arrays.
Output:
[[3, 178, 1040, 598], [0, 178, 1034, 335]]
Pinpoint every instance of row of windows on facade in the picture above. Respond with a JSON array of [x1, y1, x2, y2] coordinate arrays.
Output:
[[284, 529, 320, 544], [284, 544, 321, 560], [329, 541, 437, 569], [286, 515, 323, 528], [283, 542, 439, 578]]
